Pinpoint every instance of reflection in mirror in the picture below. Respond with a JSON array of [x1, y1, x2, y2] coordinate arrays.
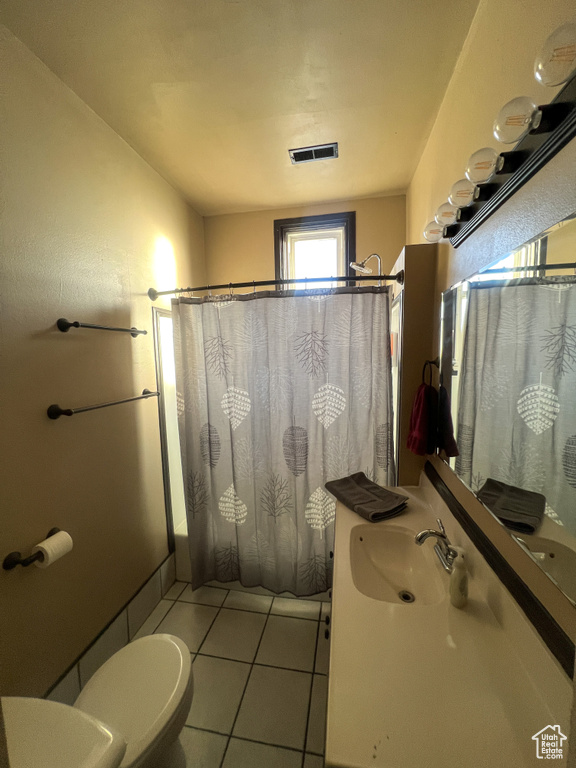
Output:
[[441, 214, 576, 604]]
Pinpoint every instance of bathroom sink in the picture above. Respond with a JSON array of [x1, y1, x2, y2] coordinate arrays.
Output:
[[515, 536, 576, 604], [349, 523, 445, 605], [1, 697, 126, 768]]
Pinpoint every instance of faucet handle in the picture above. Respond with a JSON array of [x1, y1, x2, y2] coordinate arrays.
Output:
[[436, 518, 446, 535]]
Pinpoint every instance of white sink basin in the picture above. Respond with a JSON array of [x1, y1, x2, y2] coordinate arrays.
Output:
[[349, 523, 445, 605], [2, 697, 126, 768]]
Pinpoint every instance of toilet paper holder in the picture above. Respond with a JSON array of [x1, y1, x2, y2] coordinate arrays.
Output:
[[3, 528, 60, 570]]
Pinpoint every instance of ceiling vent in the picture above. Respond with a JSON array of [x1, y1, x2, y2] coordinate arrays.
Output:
[[289, 143, 339, 164]]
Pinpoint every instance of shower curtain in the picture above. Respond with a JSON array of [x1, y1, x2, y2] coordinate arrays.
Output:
[[172, 286, 395, 595], [455, 277, 576, 535]]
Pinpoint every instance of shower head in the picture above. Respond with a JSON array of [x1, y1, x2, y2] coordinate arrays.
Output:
[[350, 261, 372, 274], [350, 254, 381, 276]]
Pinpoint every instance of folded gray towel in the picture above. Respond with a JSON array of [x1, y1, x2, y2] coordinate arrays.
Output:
[[477, 478, 545, 534], [325, 472, 409, 522]]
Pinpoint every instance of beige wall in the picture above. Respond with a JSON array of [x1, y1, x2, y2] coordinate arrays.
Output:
[[204, 196, 406, 286], [406, 0, 575, 288], [0, 26, 205, 696]]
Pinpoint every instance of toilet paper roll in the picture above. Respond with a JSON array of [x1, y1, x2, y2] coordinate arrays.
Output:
[[31, 531, 73, 568]]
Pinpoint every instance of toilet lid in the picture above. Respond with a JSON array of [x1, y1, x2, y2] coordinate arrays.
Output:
[[74, 634, 191, 766]]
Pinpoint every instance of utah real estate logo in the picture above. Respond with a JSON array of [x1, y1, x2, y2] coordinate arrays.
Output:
[[532, 725, 567, 759]]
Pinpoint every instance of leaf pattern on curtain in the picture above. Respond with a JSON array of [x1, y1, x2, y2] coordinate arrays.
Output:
[[269, 302, 298, 337], [211, 298, 236, 311], [456, 280, 576, 535], [543, 280, 572, 295], [470, 472, 486, 493], [351, 369, 386, 411], [256, 367, 292, 412], [375, 424, 393, 470], [332, 307, 367, 348], [172, 288, 395, 593], [233, 437, 265, 481], [221, 386, 251, 429], [325, 435, 353, 480], [295, 330, 328, 377], [351, 371, 371, 408], [182, 356, 207, 411], [200, 423, 221, 468], [282, 425, 309, 476], [497, 300, 533, 345], [516, 375, 560, 435], [540, 324, 576, 377], [312, 384, 346, 428], [260, 474, 292, 521], [498, 443, 545, 492], [215, 543, 240, 581], [563, 436, 576, 488], [308, 293, 331, 308], [186, 471, 208, 518], [363, 466, 376, 482], [477, 363, 509, 413], [455, 424, 474, 480], [236, 312, 268, 351], [300, 554, 331, 593], [246, 532, 276, 572], [305, 487, 336, 536], [205, 334, 233, 378], [219, 484, 248, 525]]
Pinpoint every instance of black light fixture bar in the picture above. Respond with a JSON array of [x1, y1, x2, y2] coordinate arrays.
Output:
[[450, 75, 576, 248]]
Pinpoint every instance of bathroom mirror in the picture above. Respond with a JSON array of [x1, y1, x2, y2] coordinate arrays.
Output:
[[440, 213, 576, 606]]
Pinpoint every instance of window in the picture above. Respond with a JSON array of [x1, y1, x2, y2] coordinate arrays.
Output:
[[274, 211, 356, 289]]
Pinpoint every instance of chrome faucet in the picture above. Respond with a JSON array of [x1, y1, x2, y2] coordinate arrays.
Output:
[[415, 518, 458, 572]]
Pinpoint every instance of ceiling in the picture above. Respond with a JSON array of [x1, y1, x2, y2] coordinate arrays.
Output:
[[1, 0, 480, 216]]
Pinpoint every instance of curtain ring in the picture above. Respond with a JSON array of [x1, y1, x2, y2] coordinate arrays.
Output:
[[207, 284, 211, 298], [253, 280, 256, 294], [229, 282, 234, 296]]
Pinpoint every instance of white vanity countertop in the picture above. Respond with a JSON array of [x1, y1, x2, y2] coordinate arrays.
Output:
[[326, 488, 572, 768]]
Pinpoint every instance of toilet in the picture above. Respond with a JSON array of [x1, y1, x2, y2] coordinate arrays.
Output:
[[74, 633, 193, 768]]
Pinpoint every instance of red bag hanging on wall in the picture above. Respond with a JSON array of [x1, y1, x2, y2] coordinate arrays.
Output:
[[407, 361, 439, 456]]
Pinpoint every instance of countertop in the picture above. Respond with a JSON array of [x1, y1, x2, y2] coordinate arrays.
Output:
[[325, 486, 571, 768]]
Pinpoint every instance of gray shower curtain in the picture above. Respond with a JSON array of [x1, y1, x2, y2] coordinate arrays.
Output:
[[456, 277, 576, 535], [172, 286, 395, 595]]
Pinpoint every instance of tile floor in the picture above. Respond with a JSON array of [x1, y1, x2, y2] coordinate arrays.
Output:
[[139, 581, 330, 768]]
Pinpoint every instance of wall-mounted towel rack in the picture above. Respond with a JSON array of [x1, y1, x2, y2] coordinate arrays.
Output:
[[47, 389, 159, 419], [57, 318, 147, 337]]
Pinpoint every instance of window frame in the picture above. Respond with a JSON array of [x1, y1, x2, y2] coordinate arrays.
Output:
[[273, 211, 356, 283]]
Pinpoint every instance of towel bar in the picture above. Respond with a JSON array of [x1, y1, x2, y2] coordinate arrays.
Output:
[[47, 389, 159, 419]]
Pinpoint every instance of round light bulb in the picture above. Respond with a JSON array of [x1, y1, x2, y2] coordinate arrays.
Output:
[[434, 202, 459, 227], [535, 23, 576, 86], [493, 97, 541, 144], [448, 178, 478, 207], [465, 147, 504, 184], [423, 221, 445, 243]]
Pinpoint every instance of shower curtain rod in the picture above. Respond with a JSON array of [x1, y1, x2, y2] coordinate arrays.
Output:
[[481, 261, 576, 274], [148, 271, 404, 301]]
